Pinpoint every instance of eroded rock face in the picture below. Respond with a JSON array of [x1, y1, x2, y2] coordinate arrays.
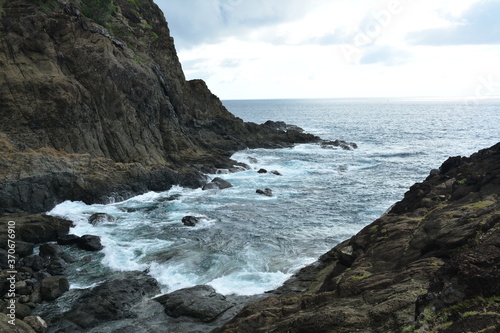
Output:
[[0, 0, 319, 214], [215, 143, 500, 333]]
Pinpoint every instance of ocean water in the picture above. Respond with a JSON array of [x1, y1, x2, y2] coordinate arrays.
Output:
[[48, 98, 500, 296]]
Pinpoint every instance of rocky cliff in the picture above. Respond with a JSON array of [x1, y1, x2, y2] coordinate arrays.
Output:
[[215, 142, 500, 333], [0, 0, 318, 213]]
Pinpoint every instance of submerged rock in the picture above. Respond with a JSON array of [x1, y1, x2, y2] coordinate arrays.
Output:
[[182, 216, 201, 227], [202, 177, 233, 190], [154, 285, 233, 322], [256, 188, 273, 197], [88, 213, 116, 226], [321, 139, 358, 150]]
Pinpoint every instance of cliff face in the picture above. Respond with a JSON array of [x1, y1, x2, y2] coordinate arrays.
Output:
[[0, 0, 318, 213], [215, 143, 500, 333]]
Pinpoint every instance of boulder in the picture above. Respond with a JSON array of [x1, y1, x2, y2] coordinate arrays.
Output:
[[77, 235, 104, 251], [257, 169, 267, 174], [59, 272, 161, 329], [0, 214, 72, 244], [88, 213, 116, 226], [256, 188, 273, 197], [154, 285, 233, 322], [0, 313, 36, 333], [19, 255, 46, 272], [202, 177, 233, 190], [182, 216, 201, 227], [38, 244, 62, 258], [270, 170, 282, 176], [16, 241, 35, 258], [23, 316, 48, 333], [57, 234, 81, 246], [40, 276, 69, 301], [47, 258, 67, 275]]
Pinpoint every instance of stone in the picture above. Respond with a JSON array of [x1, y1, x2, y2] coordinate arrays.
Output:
[[38, 244, 62, 258], [19, 255, 46, 272], [16, 241, 35, 258], [77, 235, 104, 251], [23, 316, 48, 333], [256, 188, 273, 197], [0, 214, 72, 244], [57, 234, 81, 246], [88, 213, 116, 226], [0, 313, 36, 333], [58, 272, 160, 329], [202, 177, 233, 191], [40, 276, 69, 301], [182, 216, 201, 227], [154, 285, 233, 322], [257, 169, 267, 174], [270, 170, 282, 176], [47, 258, 67, 275]]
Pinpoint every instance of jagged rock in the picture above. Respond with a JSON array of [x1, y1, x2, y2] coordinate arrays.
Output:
[[40, 276, 69, 301], [182, 216, 201, 227], [0, 0, 319, 214], [202, 177, 233, 190], [321, 139, 358, 150], [215, 143, 500, 333], [154, 285, 233, 322], [77, 235, 104, 251], [88, 213, 116, 226], [256, 188, 273, 197]]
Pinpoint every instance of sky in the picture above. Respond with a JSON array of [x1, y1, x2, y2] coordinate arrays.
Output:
[[156, 0, 500, 100]]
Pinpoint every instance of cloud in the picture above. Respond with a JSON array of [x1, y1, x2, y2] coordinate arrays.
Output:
[[157, 0, 319, 49], [359, 45, 411, 66], [409, 0, 500, 45]]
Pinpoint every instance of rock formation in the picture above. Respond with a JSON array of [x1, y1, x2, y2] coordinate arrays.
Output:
[[215, 142, 500, 333], [0, 0, 319, 214]]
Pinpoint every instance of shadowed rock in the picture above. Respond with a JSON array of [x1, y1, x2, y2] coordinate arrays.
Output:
[[88, 213, 116, 226], [154, 285, 233, 322]]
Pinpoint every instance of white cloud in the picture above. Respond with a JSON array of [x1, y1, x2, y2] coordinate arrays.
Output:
[[156, 0, 500, 99]]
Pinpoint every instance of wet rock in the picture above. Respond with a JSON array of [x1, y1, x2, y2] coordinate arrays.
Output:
[[47, 258, 67, 275], [257, 169, 267, 174], [270, 170, 282, 176], [202, 177, 233, 190], [77, 235, 103, 251], [321, 139, 358, 150], [40, 276, 69, 301], [57, 272, 161, 329], [182, 216, 201, 227], [16, 302, 32, 320], [88, 213, 116, 226], [57, 234, 81, 246], [154, 285, 233, 322], [23, 316, 48, 333], [38, 244, 62, 258], [256, 188, 273, 197]]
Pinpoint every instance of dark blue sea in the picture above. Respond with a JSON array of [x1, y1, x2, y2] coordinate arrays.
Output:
[[48, 98, 500, 295]]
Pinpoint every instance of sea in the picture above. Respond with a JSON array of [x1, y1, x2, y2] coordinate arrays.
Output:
[[47, 98, 500, 296]]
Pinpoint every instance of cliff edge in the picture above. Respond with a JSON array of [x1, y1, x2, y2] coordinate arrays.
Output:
[[0, 0, 318, 213], [215, 142, 500, 333]]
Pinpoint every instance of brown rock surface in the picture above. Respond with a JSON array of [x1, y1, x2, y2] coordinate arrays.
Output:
[[0, 0, 319, 213], [214, 143, 500, 332]]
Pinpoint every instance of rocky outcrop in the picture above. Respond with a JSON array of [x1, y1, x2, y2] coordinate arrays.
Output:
[[214, 142, 500, 333], [0, 0, 319, 214]]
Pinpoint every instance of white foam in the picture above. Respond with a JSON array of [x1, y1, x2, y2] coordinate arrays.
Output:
[[208, 270, 290, 296]]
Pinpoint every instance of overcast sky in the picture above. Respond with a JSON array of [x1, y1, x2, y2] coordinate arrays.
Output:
[[156, 0, 500, 100]]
